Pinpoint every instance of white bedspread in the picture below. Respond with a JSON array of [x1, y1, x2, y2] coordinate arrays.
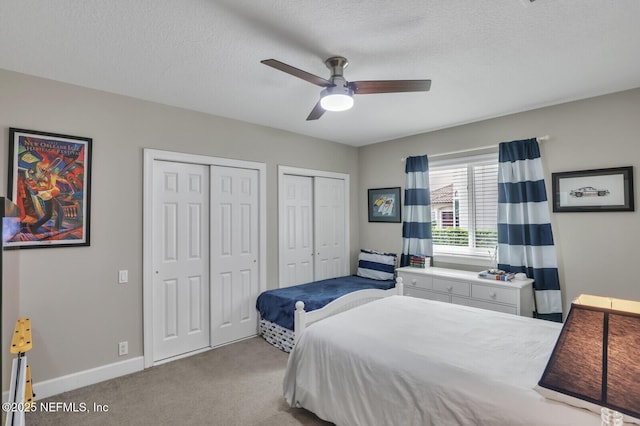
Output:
[[284, 295, 601, 426]]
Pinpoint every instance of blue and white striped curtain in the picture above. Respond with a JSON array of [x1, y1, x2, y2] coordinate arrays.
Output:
[[497, 138, 562, 322], [401, 155, 432, 267]]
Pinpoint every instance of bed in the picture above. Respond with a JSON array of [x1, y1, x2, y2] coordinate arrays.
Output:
[[256, 274, 396, 352], [256, 249, 398, 352], [284, 294, 605, 426]]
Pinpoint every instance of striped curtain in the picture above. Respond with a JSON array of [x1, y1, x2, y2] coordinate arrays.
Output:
[[497, 138, 562, 322], [401, 155, 432, 267]]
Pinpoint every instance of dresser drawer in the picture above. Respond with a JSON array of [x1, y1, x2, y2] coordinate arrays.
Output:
[[433, 278, 470, 297], [399, 273, 433, 290], [472, 285, 516, 305], [453, 297, 518, 315], [405, 286, 450, 303]]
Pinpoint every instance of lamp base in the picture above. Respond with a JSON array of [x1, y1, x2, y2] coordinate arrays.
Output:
[[601, 407, 623, 426]]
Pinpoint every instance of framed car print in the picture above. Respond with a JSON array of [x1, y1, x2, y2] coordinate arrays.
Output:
[[552, 166, 634, 212]]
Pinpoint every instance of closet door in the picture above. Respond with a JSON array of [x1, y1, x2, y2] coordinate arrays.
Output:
[[280, 175, 314, 288], [210, 166, 260, 346], [144, 149, 266, 367], [152, 160, 210, 362], [278, 168, 349, 287], [314, 177, 346, 280]]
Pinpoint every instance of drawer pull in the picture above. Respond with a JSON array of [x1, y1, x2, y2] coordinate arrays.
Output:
[[489, 291, 497, 299], [447, 286, 453, 292], [412, 279, 417, 284]]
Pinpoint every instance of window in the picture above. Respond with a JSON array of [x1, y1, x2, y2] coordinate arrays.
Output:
[[429, 154, 498, 257], [441, 211, 454, 227]]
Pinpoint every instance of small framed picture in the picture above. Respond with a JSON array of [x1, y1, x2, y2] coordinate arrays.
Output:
[[368, 187, 401, 222], [6, 128, 92, 248], [552, 166, 634, 212]]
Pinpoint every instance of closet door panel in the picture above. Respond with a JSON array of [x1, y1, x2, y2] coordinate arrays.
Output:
[[210, 166, 260, 345], [279, 175, 314, 287], [314, 177, 346, 280]]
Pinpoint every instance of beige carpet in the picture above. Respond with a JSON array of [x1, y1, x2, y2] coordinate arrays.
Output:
[[25, 337, 332, 425]]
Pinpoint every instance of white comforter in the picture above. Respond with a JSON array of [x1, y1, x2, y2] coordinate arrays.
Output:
[[284, 295, 600, 426]]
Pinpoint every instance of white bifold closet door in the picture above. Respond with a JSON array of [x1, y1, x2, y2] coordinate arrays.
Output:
[[280, 174, 347, 288], [151, 160, 260, 363]]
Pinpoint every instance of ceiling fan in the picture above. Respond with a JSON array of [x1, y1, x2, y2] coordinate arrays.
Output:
[[261, 56, 431, 120]]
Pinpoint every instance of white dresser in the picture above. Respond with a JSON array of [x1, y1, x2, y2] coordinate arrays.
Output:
[[396, 266, 535, 317]]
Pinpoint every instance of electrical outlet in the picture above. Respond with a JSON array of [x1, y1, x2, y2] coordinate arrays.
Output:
[[118, 341, 128, 356]]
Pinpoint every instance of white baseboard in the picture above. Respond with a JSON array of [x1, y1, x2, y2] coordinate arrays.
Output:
[[3, 356, 144, 402]]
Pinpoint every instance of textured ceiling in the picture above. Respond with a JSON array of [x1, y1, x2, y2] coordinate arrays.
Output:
[[1, 1, 639, 147]]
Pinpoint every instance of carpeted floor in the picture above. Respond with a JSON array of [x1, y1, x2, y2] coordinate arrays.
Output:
[[24, 337, 332, 425]]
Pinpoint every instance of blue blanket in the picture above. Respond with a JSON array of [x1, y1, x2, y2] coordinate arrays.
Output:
[[256, 275, 395, 330]]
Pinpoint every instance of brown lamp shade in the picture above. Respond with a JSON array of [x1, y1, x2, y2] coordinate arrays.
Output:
[[538, 295, 640, 420]]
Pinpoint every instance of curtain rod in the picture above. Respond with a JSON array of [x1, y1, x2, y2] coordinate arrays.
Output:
[[401, 135, 550, 162]]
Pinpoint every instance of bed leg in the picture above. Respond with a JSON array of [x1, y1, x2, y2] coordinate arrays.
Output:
[[294, 301, 306, 344]]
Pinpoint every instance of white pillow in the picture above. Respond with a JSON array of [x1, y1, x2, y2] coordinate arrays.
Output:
[[357, 249, 396, 281]]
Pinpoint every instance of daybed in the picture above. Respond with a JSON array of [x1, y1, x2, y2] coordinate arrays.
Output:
[[256, 249, 397, 352], [284, 294, 605, 426], [257, 275, 396, 352]]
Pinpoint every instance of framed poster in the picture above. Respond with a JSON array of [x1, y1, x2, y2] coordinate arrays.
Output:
[[6, 128, 92, 248], [368, 187, 401, 222], [552, 166, 634, 212]]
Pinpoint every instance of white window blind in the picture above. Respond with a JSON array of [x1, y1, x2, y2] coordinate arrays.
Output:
[[429, 154, 498, 256]]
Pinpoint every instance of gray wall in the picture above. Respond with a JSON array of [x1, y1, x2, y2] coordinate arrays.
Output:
[[0, 69, 359, 390], [359, 88, 640, 317]]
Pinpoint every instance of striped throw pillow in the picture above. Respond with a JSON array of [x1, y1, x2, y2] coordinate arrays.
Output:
[[357, 249, 397, 281]]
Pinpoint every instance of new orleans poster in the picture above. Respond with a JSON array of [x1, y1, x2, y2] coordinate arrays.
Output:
[[6, 128, 92, 248]]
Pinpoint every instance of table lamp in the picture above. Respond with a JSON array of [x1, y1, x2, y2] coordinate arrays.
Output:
[[538, 294, 640, 425]]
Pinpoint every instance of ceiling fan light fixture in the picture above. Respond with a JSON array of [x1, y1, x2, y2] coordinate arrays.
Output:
[[261, 56, 431, 120], [320, 86, 354, 112]]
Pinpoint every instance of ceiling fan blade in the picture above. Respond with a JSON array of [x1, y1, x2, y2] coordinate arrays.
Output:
[[350, 80, 431, 95], [261, 59, 332, 87], [306, 100, 325, 121]]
